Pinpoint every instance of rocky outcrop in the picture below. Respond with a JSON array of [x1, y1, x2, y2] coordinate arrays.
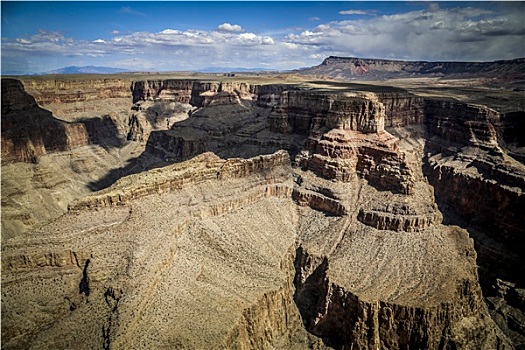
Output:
[[423, 98, 525, 347], [1, 79, 90, 163], [299, 56, 525, 80], [302, 129, 413, 194], [268, 90, 385, 134], [69, 150, 292, 211], [293, 247, 511, 349], [357, 202, 441, 232], [20, 77, 131, 106], [292, 189, 347, 217], [377, 92, 425, 127], [355, 146, 414, 194], [267, 89, 415, 194], [130, 79, 259, 105]]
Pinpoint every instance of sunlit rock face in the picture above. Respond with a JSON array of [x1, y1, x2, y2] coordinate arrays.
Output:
[[2, 73, 524, 349]]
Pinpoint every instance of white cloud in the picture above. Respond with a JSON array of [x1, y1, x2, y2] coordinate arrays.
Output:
[[160, 29, 181, 35], [339, 10, 369, 15], [2, 4, 523, 74], [217, 23, 243, 33], [286, 6, 524, 62]]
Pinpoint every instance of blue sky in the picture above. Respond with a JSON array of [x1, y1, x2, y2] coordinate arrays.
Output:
[[2, 1, 524, 74]]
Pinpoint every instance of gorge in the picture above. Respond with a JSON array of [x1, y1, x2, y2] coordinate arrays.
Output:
[[1, 68, 524, 349]]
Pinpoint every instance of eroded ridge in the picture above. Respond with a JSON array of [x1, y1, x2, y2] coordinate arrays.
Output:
[[357, 202, 441, 232], [2, 151, 326, 349]]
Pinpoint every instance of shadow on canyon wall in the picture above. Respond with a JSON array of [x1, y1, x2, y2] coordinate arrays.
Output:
[[306, 80, 407, 94], [2, 79, 79, 163], [1, 78, 126, 164], [78, 116, 125, 150], [86, 101, 305, 191], [421, 101, 525, 347]]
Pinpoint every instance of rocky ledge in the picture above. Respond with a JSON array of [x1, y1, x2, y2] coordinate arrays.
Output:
[[357, 202, 441, 232]]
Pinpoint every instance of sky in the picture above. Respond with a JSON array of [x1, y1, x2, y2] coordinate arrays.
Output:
[[1, 1, 524, 74]]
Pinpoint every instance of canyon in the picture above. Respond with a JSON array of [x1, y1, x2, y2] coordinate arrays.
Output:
[[1, 69, 524, 349]]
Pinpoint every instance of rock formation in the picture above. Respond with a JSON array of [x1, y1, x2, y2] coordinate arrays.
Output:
[[422, 99, 525, 346], [299, 56, 525, 80], [2, 71, 524, 349], [1, 79, 90, 163]]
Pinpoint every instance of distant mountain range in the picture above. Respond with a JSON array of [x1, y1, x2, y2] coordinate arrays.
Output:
[[40, 65, 274, 75], [44, 66, 130, 75], [18, 58, 525, 78], [297, 56, 525, 80]]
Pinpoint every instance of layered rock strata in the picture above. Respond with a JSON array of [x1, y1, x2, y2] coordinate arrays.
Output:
[[291, 154, 510, 349], [1, 79, 90, 163], [299, 56, 525, 80], [268, 90, 385, 134], [357, 202, 441, 232], [2, 74, 524, 349], [1, 79, 139, 238], [377, 92, 425, 127], [424, 99, 525, 346], [20, 77, 131, 105], [1, 151, 330, 350], [130, 80, 259, 105]]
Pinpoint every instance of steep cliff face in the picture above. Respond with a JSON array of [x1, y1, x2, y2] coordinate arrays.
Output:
[[425, 100, 501, 149], [423, 98, 525, 347], [293, 247, 509, 350], [130, 79, 259, 105], [377, 92, 425, 127], [17, 77, 134, 150], [21, 77, 131, 105], [268, 90, 385, 134], [1, 79, 90, 163]]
